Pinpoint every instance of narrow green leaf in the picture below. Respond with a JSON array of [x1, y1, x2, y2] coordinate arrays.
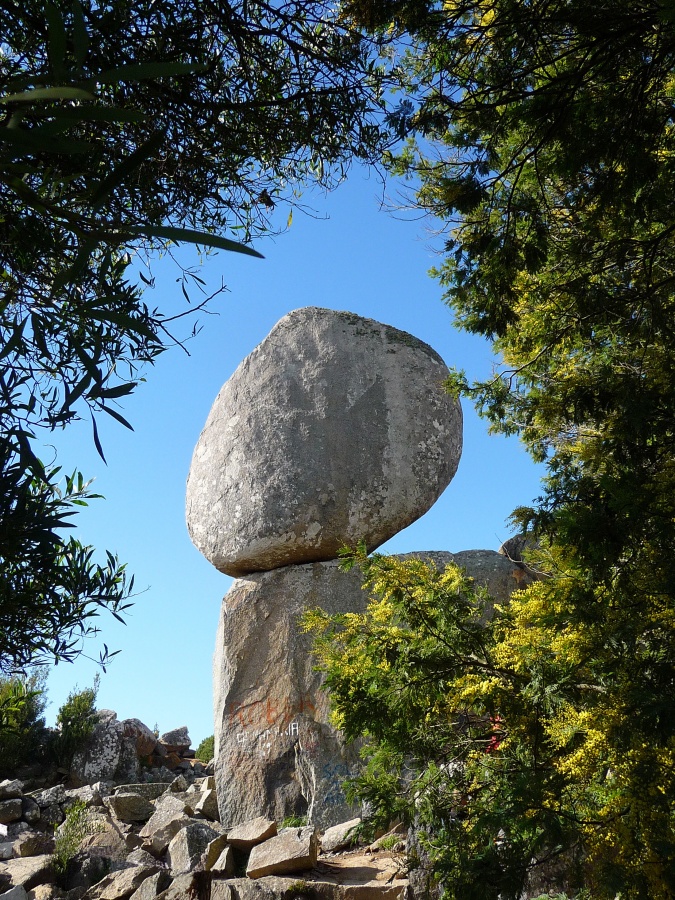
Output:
[[63, 374, 91, 410], [91, 416, 106, 463], [88, 381, 136, 400], [45, 3, 68, 81], [90, 131, 166, 210], [125, 224, 265, 258], [100, 405, 134, 430], [30, 313, 50, 359], [73, 339, 102, 385], [0, 317, 28, 361], [71, 0, 90, 68], [1, 87, 95, 103], [95, 61, 206, 84]]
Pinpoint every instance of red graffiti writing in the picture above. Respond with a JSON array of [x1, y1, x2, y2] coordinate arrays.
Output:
[[228, 693, 317, 729]]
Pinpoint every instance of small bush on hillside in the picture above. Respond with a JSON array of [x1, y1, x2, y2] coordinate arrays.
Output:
[[52, 800, 99, 875], [195, 734, 214, 762], [53, 675, 99, 767], [0, 668, 49, 774]]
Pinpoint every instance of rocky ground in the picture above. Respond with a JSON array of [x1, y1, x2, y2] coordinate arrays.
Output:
[[0, 775, 408, 900]]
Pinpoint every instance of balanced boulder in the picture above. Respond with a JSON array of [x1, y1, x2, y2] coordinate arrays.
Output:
[[186, 307, 462, 576]]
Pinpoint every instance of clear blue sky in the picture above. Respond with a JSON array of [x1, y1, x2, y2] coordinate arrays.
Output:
[[41, 166, 543, 747]]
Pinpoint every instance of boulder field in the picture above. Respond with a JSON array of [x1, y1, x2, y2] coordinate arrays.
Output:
[[0, 775, 408, 900]]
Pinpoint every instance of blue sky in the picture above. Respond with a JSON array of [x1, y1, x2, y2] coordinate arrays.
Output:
[[41, 166, 543, 747]]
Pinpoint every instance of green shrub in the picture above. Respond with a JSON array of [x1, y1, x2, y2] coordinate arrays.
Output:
[[0, 668, 49, 774], [281, 815, 308, 829], [53, 675, 99, 767], [377, 833, 402, 851], [52, 800, 97, 874], [195, 734, 214, 762]]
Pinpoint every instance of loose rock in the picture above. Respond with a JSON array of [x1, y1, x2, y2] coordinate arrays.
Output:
[[193, 789, 219, 822], [201, 835, 230, 871], [167, 822, 220, 875], [138, 797, 191, 857], [103, 794, 155, 825], [128, 871, 171, 900], [0, 854, 55, 890], [3, 885, 29, 900], [21, 798, 41, 825], [246, 827, 319, 878], [0, 799, 23, 825], [207, 846, 235, 877], [226, 817, 276, 850], [321, 819, 361, 854], [158, 730, 190, 755], [0, 781, 24, 801], [14, 834, 55, 858], [82, 865, 158, 900], [120, 721, 157, 759]]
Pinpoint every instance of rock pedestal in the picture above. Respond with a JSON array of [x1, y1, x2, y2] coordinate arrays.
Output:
[[213, 562, 368, 829]]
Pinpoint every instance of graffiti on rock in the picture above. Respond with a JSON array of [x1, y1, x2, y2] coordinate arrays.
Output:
[[229, 693, 328, 759]]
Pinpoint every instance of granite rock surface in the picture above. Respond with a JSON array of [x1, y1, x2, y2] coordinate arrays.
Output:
[[186, 307, 462, 576]]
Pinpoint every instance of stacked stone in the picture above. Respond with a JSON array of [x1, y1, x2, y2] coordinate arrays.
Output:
[[186, 308, 464, 828]]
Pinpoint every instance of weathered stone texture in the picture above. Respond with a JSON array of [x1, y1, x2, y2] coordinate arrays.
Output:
[[246, 827, 319, 879], [83, 864, 158, 900], [213, 562, 367, 829], [0, 855, 55, 890], [167, 822, 220, 874], [70, 714, 140, 787], [0, 799, 23, 824], [0, 781, 23, 801], [186, 307, 462, 577], [139, 796, 191, 858], [226, 818, 276, 850]]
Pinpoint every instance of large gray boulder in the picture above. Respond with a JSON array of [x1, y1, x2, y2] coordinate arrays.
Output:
[[70, 713, 140, 786], [186, 307, 462, 576], [213, 561, 367, 829]]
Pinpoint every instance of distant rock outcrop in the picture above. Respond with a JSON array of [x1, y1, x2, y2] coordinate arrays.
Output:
[[70, 714, 204, 789], [400, 549, 536, 613]]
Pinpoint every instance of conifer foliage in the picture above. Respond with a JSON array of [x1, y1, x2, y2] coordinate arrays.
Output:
[[308, 1, 675, 897]]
